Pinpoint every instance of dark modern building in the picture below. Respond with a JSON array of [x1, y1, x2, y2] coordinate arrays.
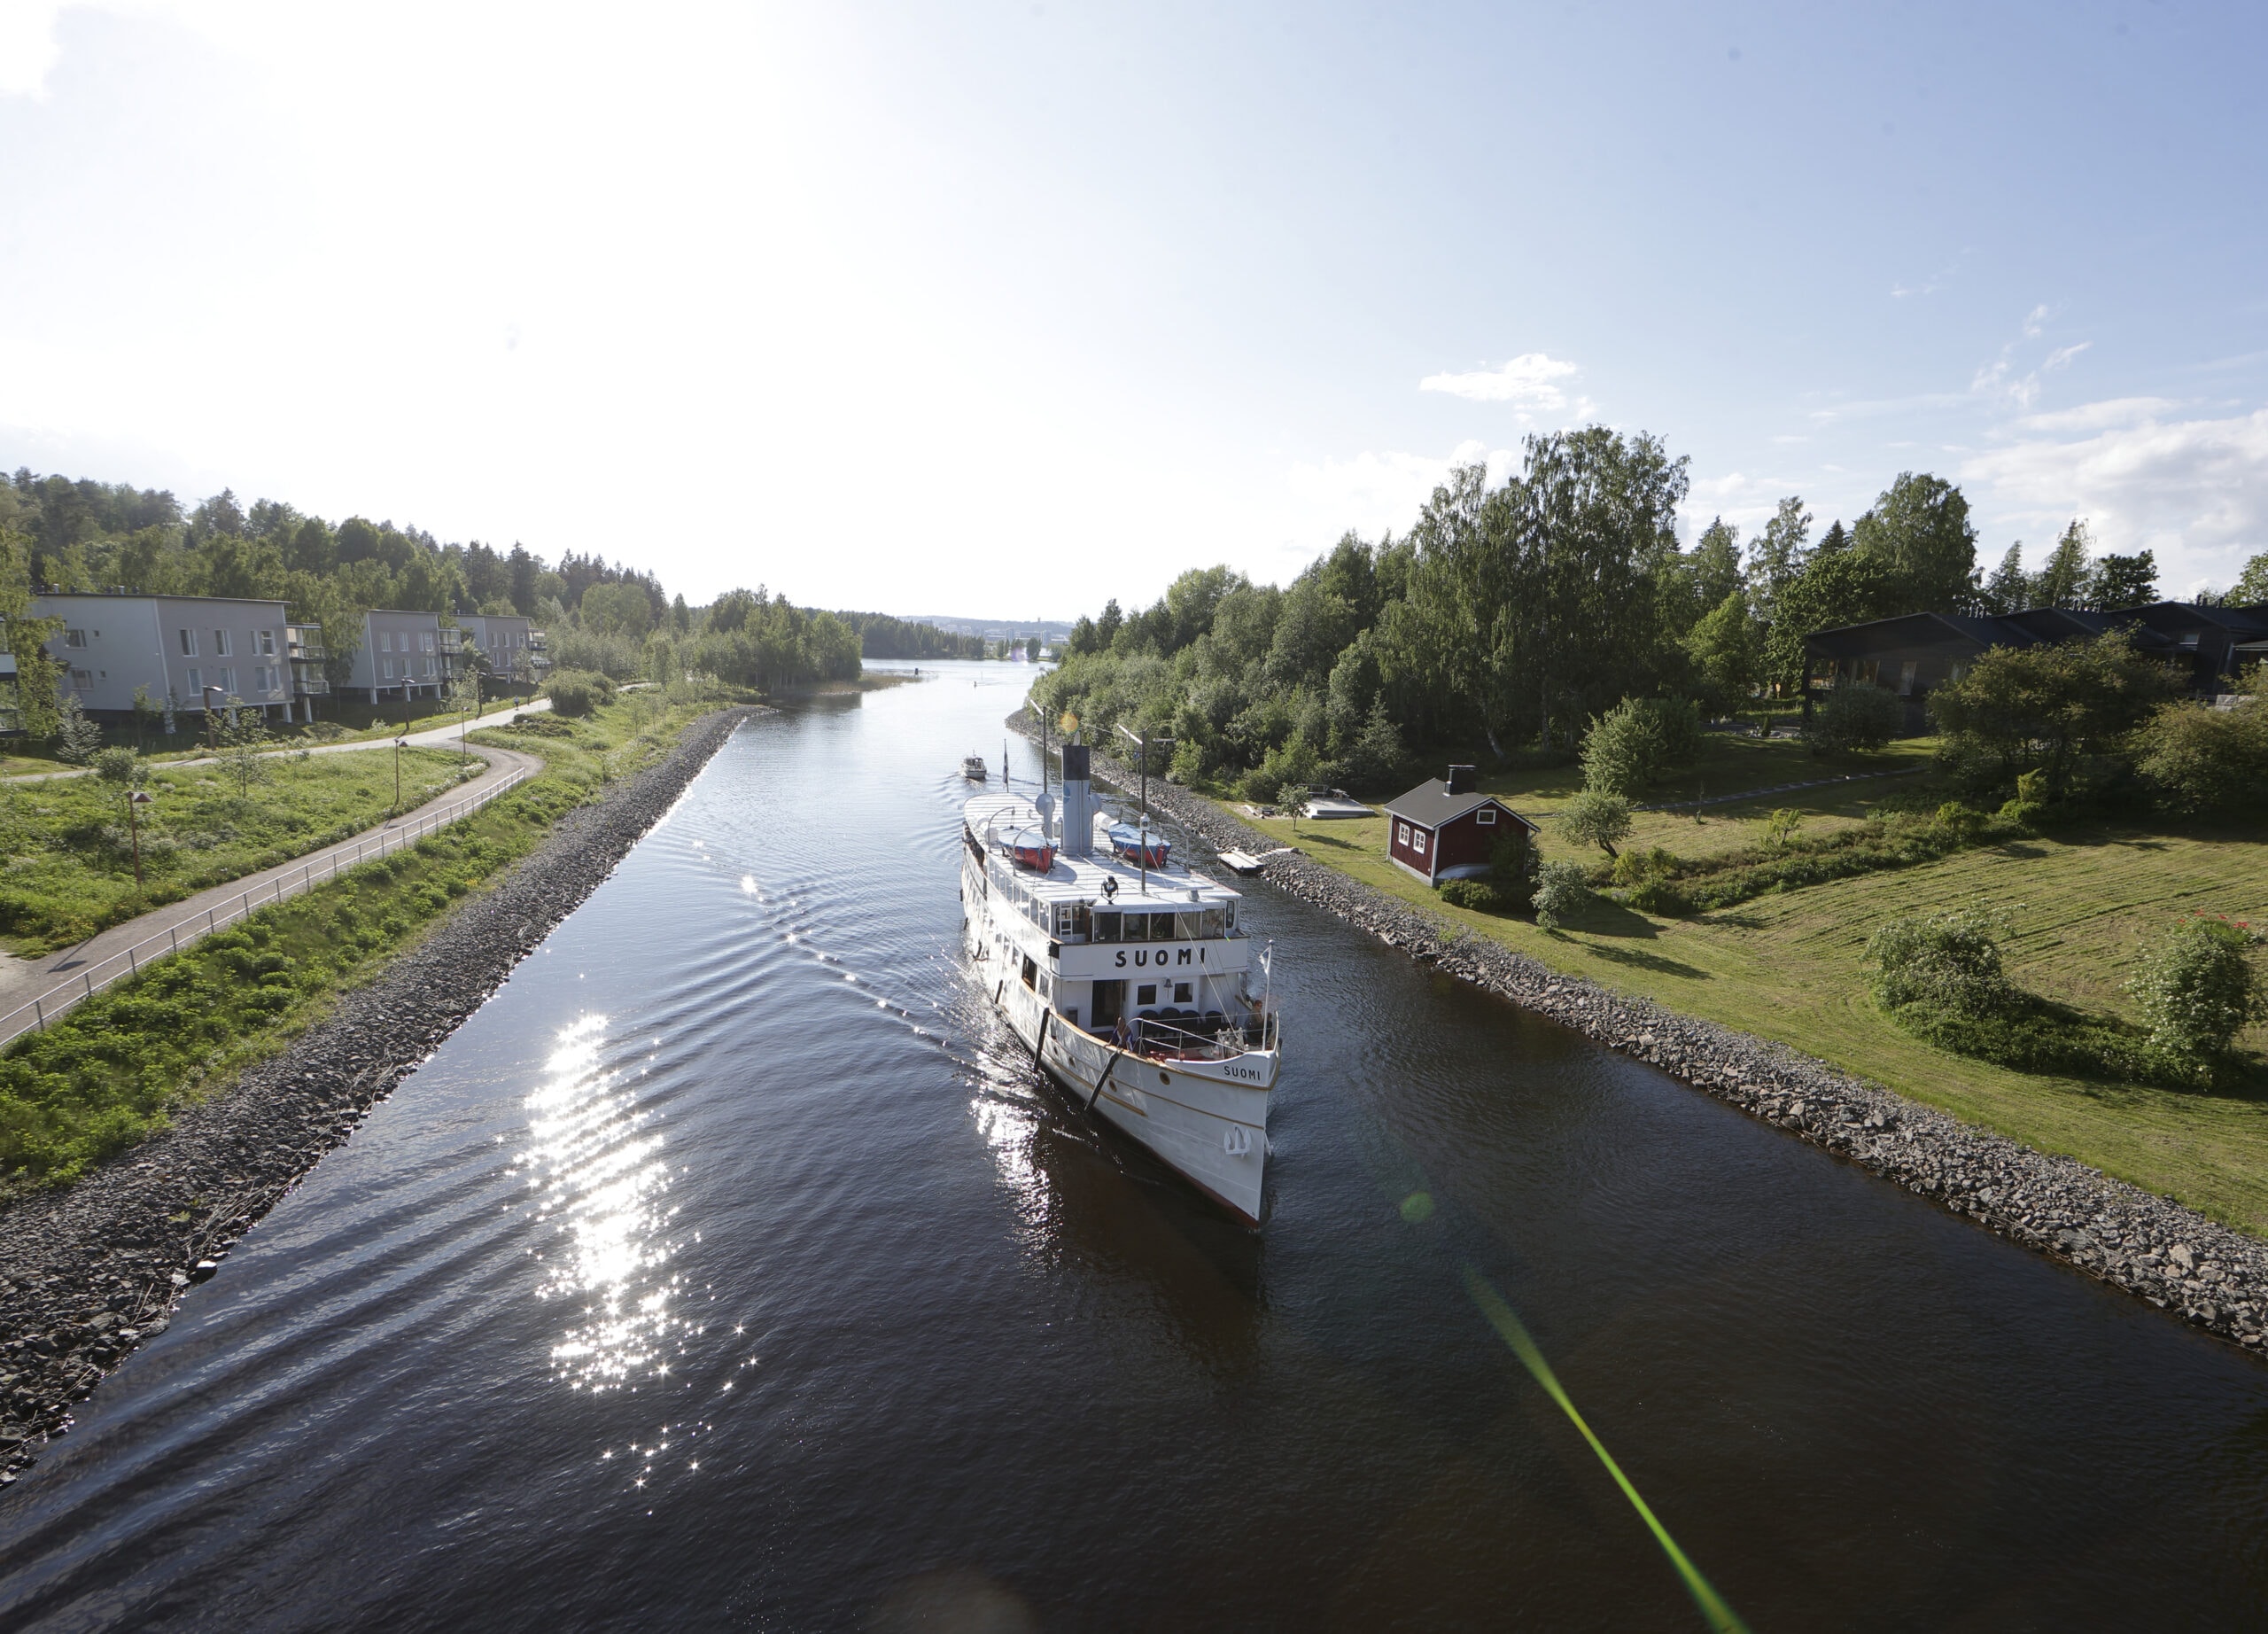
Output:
[[1383, 766, 1539, 885], [1803, 601, 2268, 733]]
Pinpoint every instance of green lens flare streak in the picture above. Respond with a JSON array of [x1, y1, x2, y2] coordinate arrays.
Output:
[[1461, 1264, 1751, 1634]]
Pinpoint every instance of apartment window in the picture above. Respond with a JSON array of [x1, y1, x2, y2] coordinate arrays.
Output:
[[1899, 659, 1919, 696], [255, 629, 276, 656], [254, 665, 279, 693], [179, 629, 198, 657], [185, 666, 203, 692], [421, 631, 435, 653], [65, 628, 88, 649], [1477, 807, 1497, 825], [213, 630, 233, 657], [70, 668, 93, 689], [381, 657, 396, 681], [217, 667, 237, 696]]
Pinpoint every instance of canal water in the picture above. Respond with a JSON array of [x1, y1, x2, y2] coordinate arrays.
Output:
[[2, 661, 2264, 1630]]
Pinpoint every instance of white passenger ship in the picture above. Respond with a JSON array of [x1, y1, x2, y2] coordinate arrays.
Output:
[[961, 743, 1280, 1224]]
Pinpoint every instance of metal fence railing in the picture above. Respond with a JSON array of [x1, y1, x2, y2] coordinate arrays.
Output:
[[0, 764, 531, 1048]]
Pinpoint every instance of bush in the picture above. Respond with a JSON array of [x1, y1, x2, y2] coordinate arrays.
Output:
[[1438, 878, 1503, 912], [1581, 696, 1701, 796], [2134, 699, 2268, 815], [1762, 807, 1802, 847], [1533, 860, 1590, 930], [546, 670, 615, 718], [1930, 631, 2178, 796], [1864, 908, 2015, 1016], [2129, 917, 2263, 1062], [1806, 680, 1903, 756], [1489, 829, 1539, 912]]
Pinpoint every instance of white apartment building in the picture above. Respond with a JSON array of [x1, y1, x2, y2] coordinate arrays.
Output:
[[453, 613, 548, 688], [32, 592, 322, 722], [346, 609, 456, 703]]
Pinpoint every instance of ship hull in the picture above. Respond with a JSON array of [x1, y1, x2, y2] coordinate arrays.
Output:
[[968, 916, 1275, 1225]]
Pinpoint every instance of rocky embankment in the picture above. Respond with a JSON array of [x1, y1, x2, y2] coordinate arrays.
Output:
[[1014, 710, 2268, 1361], [0, 706, 768, 1484]]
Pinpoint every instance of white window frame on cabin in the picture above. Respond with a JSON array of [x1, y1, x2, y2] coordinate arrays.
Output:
[[1396, 821, 1410, 845], [1412, 829, 1427, 855], [1477, 806, 1497, 825]]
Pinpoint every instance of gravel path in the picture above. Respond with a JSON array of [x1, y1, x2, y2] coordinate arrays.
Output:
[[0, 706, 767, 1487], [1016, 710, 2268, 1365]]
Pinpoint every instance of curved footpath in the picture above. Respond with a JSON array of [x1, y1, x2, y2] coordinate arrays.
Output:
[[0, 741, 544, 1045], [0, 706, 767, 1485], [1014, 711, 2268, 1363]]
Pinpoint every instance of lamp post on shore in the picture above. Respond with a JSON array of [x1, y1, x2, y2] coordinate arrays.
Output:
[[128, 790, 153, 889], [394, 736, 408, 813]]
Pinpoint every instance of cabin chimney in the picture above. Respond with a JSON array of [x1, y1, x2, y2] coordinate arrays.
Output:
[[1445, 764, 1477, 795], [1060, 742, 1093, 857]]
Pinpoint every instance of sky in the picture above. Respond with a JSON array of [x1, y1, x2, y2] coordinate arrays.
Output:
[[3, 0, 2265, 619]]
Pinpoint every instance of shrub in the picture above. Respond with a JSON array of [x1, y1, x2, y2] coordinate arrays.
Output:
[[2134, 698, 2268, 815], [1533, 860, 1590, 930], [1489, 829, 1539, 912], [53, 694, 103, 764], [1581, 696, 1701, 796], [1865, 908, 2016, 1016], [1556, 790, 1633, 859], [1930, 630, 2177, 796], [1437, 878, 1502, 912], [2130, 918, 2263, 1062], [1806, 680, 1902, 756], [1999, 767, 2049, 825], [1609, 844, 1679, 887], [1762, 807, 1802, 848], [546, 669, 615, 718], [1932, 800, 1984, 841]]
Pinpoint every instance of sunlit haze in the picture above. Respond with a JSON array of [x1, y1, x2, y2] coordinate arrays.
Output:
[[4, 0, 2264, 612]]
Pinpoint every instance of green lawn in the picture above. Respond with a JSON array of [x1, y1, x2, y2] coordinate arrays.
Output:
[[0, 746, 476, 954], [1228, 762, 2268, 1235], [0, 689, 742, 1187]]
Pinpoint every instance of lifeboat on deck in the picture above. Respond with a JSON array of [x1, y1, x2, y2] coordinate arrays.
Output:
[[1104, 822, 1169, 868], [1007, 827, 1056, 871]]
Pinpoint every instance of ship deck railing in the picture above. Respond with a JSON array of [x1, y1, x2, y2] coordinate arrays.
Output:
[[1108, 1011, 1276, 1062]]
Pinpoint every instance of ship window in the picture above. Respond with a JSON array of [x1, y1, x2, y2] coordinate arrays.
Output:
[[1068, 903, 1091, 939], [1175, 911, 1200, 939], [1200, 907, 1223, 938], [1136, 984, 1157, 1006], [1224, 902, 1237, 932], [1062, 1007, 1079, 1028], [1021, 955, 1037, 989], [1093, 911, 1121, 942], [1174, 982, 1192, 1004]]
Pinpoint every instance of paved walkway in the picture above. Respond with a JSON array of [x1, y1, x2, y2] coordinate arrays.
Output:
[[1, 698, 553, 783], [0, 737, 544, 1048]]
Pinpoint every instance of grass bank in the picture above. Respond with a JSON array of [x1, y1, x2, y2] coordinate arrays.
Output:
[[0, 689, 742, 1189], [0, 745, 477, 954], [1224, 773, 2268, 1234]]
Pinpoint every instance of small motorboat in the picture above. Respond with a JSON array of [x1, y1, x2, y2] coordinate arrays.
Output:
[[962, 755, 987, 781]]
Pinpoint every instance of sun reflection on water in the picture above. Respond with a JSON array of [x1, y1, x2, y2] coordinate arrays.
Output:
[[518, 1015, 681, 1393]]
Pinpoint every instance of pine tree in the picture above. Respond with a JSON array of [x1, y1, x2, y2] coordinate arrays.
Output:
[[1981, 543, 2029, 614]]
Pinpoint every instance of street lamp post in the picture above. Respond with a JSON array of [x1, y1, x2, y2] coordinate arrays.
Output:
[[128, 789, 153, 889], [394, 736, 408, 813], [202, 684, 224, 751]]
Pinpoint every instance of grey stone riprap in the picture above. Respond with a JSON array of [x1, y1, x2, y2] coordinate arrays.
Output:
[[0, 707, 767, 1486], [1015, 709, 2268, 1362]]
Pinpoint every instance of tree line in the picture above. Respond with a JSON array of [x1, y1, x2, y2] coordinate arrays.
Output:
[[0, 469, 1009, 734], [1037, 426, 2268, 801]]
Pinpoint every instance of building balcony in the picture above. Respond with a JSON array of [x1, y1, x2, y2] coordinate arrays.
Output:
[[526, 629, 548, 650], [437, 628, 465, 655], [286, 625, 328, 662]]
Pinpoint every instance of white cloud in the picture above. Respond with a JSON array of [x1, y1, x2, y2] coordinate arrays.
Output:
[[0, 1, 64, 96], [1963, 404, 2268, 593], [1419, 352, 1579, 408]]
